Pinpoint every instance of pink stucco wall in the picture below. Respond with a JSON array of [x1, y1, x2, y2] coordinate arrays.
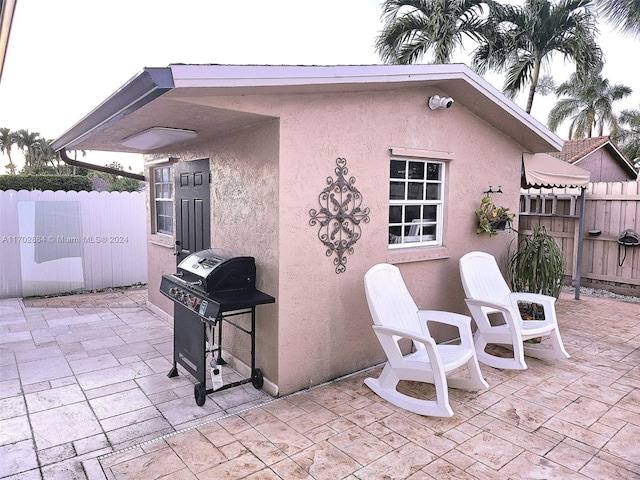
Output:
[[146, 85, 525, 396]]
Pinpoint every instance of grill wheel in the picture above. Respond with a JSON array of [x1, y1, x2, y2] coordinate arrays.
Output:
[[252, 368, 264, 389], [194, 383, 207, 406]]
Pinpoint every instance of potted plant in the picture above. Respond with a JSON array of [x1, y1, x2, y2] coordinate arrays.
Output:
[[475, 195, 515, 237], [508, 224, 565, 298], [508, 225, 566, 334]]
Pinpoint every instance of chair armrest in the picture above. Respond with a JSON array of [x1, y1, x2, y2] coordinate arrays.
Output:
[[417, 310, 471, 330], [464, 298, 522, 343], [372, 325, 443, 371], [417, 310, 475, 349], [508, 292, 556, 307], [507, 292, 558, 324], [464, 298, 513, 314], [372, 325, 438, 350]]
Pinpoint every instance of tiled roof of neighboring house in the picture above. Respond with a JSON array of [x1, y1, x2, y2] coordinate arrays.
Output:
[[548, 136, 637, 178], [548, 136, 610, 164]]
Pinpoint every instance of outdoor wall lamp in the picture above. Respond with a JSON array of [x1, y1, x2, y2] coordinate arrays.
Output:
[[428, 95, 454, 110], [121, 127, 197, 150]]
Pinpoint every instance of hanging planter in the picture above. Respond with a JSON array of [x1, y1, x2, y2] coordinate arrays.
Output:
[[475, 196, 515, 237], [489, 219, 508, 231]]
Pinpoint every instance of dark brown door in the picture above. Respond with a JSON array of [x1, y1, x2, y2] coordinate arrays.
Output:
[[174, 158, 210, 264]]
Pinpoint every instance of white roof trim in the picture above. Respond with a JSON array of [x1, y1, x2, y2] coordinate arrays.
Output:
[[169, 64, 562, 152]]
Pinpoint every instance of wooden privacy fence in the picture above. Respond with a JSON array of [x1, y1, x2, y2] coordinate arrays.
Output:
[[0, 189, 147, 299], [519, 181, 640, 296]]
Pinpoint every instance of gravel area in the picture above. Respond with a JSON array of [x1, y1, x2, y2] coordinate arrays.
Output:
[[563, 285, 640, 304]]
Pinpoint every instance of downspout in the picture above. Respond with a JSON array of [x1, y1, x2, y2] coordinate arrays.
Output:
[[574, 187, 587, 300], [59, 149, 145, 181], [0, 0, 17, 83]]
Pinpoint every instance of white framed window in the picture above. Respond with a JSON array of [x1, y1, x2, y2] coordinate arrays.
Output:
[[153, 166, 174, 235], [388, 158, 445, 248]]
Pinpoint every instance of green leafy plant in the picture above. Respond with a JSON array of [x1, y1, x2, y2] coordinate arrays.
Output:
[[0, 174, 92, 192], [508, 225, 565, 299], [475, 195, 515, 237]]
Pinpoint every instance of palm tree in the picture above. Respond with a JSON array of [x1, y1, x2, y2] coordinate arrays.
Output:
[[596, 0, 640, 37], [14, 129, 41, 175], [547, 63, 632, 138], [473, 0, 602, 113], [615, 105, 640, 168], [33, 138, 60, 174], [376, 0, 489, 64], [0, 127, 17, 174]]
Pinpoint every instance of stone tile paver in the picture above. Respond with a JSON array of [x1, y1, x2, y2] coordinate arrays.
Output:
[[2, 289, 640, 479]]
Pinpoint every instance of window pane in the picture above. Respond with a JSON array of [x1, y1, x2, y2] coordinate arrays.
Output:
[[407, 183, 423, 200], [390, 160, 405, 179], [424, 205, 437, 221], [422, 224, 436, 241], [161, 167, 170, 182], [426, 183, 440, 200], [389, 206, 402, 224], [154, 169, 161, 182], [405, 205, 420, 222], [427, 163, 441, 180], [390, 182, 405, 200], [389, 226, 401, 244], [408, 162, 424, 180], [423, 224, 436, 236], [403, 225, 420, 243]]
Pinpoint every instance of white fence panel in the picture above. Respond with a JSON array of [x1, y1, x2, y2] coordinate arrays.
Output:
[[0, 189, 147, 299]]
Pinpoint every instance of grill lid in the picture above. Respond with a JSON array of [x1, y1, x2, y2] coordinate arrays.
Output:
[[178, 250, 227, 277], [176, 248, 256, 293]]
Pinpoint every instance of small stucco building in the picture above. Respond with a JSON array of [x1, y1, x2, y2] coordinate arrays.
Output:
[[52, 64, 563, 396], [548, 136, 638, 182]]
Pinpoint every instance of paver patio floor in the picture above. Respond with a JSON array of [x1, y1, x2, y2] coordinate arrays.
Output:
[[1, 288, 639, 479]]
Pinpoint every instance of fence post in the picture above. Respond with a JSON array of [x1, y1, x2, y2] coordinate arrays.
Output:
[[574, 187, 587, 300]]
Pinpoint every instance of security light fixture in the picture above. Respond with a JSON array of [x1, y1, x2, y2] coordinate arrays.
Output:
[[428, 95, 454, 110], [121, 127, 197, 150]]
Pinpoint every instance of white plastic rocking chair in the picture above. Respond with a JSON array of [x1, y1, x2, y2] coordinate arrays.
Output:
[[363, 263, 488, 417], [459, 251, 570, 370]]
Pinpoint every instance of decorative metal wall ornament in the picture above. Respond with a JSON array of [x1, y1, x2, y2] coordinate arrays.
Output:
[[309, 158, 370, 274]]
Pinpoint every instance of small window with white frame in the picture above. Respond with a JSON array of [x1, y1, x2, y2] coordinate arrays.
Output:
[[388, 157, 445, 248], [153, 165, 174, 235]]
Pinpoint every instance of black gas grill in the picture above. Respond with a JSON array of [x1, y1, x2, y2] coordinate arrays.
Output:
[[160, 249, 275, 406]]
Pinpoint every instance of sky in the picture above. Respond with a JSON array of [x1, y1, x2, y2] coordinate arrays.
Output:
[[1, 0, 638, 172]]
